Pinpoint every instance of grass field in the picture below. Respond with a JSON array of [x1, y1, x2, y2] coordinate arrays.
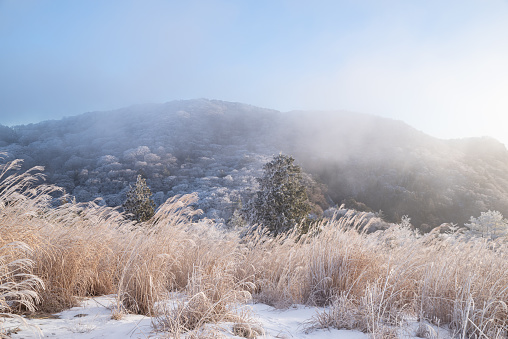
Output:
[[1, 158, 508, 338]]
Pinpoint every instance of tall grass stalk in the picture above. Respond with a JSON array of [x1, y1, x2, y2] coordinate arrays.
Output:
[[3, 157, 508, 338]]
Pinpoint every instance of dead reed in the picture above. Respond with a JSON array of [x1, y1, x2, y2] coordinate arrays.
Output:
[[3, 157, 508, 338]]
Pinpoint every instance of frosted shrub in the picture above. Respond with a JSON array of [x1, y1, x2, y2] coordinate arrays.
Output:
[[465, 210, 508, 240]]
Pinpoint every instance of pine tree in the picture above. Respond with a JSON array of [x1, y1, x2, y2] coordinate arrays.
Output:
[[465, 210, 508, 240], [123, 175, 155, 222], [247, 154, 311, 235]]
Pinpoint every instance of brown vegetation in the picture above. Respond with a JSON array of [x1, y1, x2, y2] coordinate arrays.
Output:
[[2, 157, 508, 338]]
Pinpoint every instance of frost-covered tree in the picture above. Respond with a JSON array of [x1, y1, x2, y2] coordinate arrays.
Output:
[[247, 154, 311, 235], [465, 210, 508, 240], [0, 124, 17, 145], [123, 175, 155, 222]]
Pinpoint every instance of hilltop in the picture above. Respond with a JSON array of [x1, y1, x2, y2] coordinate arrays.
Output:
[[2, 99, 508, 230]]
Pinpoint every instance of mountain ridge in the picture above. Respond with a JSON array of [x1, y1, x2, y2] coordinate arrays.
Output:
[[1, 99, 508, 230]]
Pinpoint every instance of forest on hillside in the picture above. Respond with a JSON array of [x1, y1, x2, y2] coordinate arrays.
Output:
[[1, 99, 508, 231]]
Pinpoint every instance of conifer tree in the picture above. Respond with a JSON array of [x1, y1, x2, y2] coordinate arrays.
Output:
[[248, 154, 311, 235], [123, 174, 155, 222], [465, 210, 508, 240]]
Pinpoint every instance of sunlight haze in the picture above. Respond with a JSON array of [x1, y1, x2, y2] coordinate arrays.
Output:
[[3, 4, 508, 335], [1, 0, 507, 146]]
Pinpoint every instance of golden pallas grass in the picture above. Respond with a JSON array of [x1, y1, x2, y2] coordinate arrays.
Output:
[[2, 156, 508, 338]]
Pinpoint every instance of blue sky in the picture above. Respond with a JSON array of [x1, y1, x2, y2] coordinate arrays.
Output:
[[1, 1, 508, 145]]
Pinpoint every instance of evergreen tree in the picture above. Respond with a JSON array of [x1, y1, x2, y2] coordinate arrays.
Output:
[[247, 154, 311, 235], [465, 210, 508, 240], [123, 175, 155, 222]]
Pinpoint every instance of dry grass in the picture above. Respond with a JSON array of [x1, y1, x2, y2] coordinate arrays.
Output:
[[0, 158, 259, 336], [307, 226, 508, 338], [154, 246, 256, 336], [0, 158, 45, 336], [3, 157, 508, 338]]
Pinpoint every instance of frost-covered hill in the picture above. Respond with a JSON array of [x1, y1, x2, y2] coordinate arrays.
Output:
[[1, 100, 280, 223], [2, 99, 508, 230], [282, 110, 508, 230]]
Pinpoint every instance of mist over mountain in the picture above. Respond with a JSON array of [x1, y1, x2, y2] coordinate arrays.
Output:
[[1, 99, 507, 230]]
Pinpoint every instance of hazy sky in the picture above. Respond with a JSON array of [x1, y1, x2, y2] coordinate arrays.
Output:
[[1, 1, 508, 146]]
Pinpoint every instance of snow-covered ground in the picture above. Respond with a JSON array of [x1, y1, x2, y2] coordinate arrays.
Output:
[[1, 295, 450, 338], [249, 303, 368, 339]]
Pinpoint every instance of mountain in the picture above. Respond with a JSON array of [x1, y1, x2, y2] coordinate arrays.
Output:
[[2, 99, 508, 230]]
